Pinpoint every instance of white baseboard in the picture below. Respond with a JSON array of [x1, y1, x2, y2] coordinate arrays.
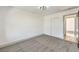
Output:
[[0, 34, 43, 48], [0, 33, 64, 48], [43, 33, 64, 40]]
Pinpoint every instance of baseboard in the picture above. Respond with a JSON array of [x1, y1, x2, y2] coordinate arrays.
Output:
[[0, 34, 64, 49], [0, 34, 44, 48], [43, 33, 64, 40]]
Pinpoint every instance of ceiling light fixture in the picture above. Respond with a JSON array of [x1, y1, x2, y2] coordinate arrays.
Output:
[[39, 6, 48, 16], [40, 6, 47, 11]]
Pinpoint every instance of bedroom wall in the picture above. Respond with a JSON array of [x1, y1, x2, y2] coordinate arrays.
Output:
[[5, 7, 43, 42], [0, 7, 43, 47], [44, 7, 79, 39], [0, 7, 11, 44]]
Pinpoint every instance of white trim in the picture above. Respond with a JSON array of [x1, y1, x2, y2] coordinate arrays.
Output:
[[0, 34, 43, 48]]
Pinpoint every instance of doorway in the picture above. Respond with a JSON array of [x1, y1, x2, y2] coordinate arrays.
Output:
[[64, 14, 78, 43]]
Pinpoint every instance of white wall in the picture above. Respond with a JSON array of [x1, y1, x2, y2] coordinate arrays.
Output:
[[0, 7, 43, 46], [0, 7, 12, 44], [5, 7, 43, 42], [44, 7, 79, 39], [44, 16, 52, 35]]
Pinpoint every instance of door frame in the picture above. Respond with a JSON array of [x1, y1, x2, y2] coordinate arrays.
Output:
[[63, 13, 77, 43], [77, 11, 79, 48]]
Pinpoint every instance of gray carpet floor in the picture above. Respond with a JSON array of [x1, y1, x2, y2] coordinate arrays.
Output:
[[0, 34, 79, 52]]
